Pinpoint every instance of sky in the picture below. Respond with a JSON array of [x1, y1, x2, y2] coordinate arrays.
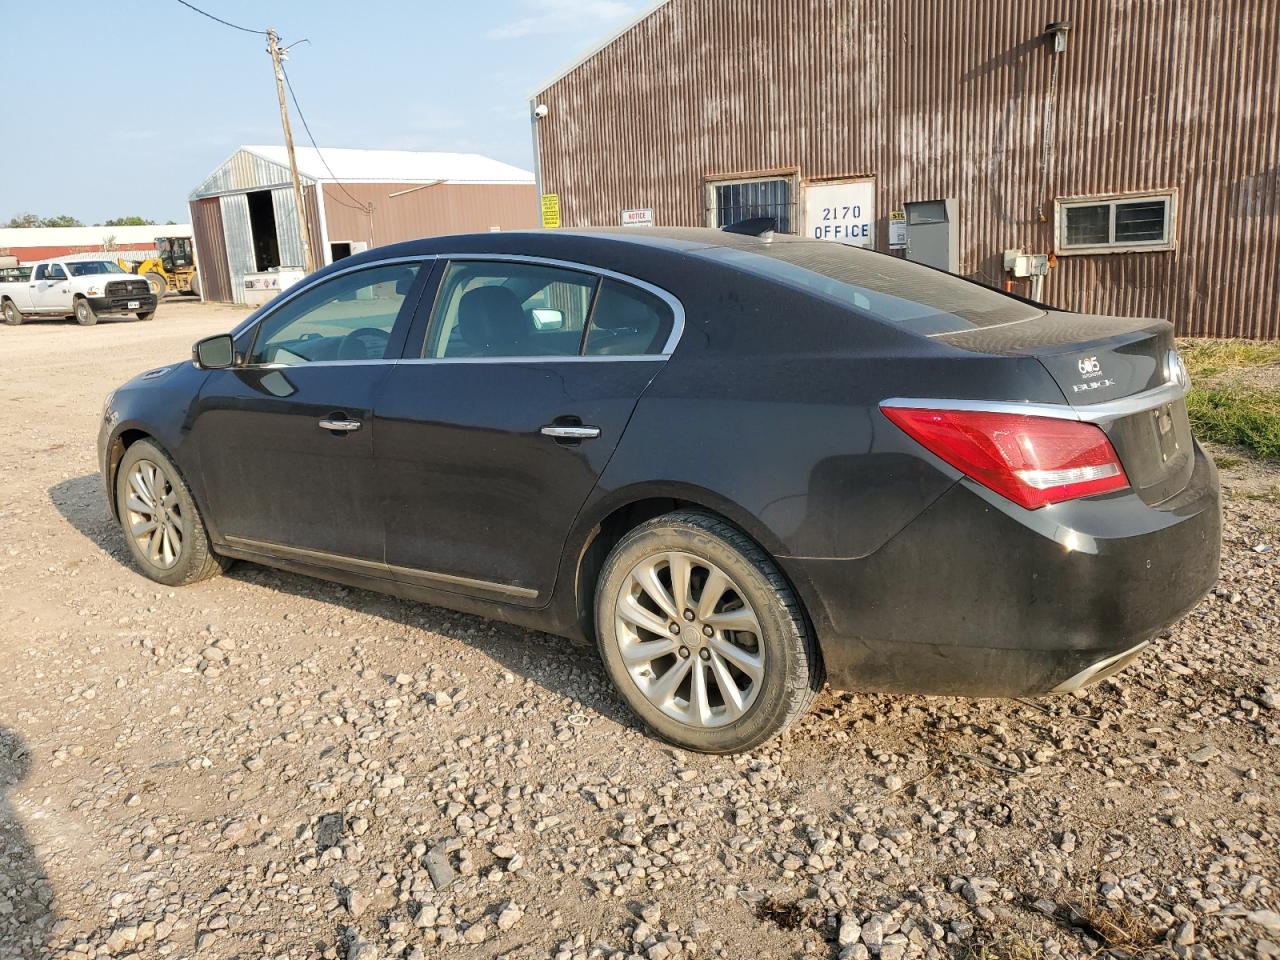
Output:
[[0, 0, 646, 225]]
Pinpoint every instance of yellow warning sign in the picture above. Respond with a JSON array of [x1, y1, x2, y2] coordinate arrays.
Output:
[[540, 193, 561, 229]]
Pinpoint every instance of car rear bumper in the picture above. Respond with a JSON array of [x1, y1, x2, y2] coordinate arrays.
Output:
[[786, 440, 1221, 697]]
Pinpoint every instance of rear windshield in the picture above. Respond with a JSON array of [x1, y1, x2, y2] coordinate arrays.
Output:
[[692, 241, 1041, 335]]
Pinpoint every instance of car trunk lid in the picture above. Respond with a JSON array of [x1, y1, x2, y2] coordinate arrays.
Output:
[[936, 312, 1194, 505]]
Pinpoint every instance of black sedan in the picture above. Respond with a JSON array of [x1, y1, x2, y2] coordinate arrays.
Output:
[[98, 227, 1221, 753]]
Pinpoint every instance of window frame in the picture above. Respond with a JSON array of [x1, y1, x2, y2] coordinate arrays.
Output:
[[704, 170, 801, 235], [1054, 189, 1177, 255], [408, 254, 685, 364]]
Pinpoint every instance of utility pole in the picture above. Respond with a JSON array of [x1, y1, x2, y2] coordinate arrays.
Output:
[[267, 27, 315, 273]]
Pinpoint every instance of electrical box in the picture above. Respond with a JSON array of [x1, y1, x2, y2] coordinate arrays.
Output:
[[1002, 249, 1050, 278], [904, 199, 959, 272]]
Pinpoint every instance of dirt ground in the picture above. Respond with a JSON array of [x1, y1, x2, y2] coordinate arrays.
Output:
[[0, 300, 1277, 960]]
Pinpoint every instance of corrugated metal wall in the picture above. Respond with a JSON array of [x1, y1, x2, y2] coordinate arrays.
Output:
[[320, 182, 539, 252], [272, 186, 306, 267], [534, 0, 1280, 338], [189, 197, 231, 303], [220, 193, 256, 305]]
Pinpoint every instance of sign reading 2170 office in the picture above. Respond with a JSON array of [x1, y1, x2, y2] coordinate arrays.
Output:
[[803, 178, 875, 248]]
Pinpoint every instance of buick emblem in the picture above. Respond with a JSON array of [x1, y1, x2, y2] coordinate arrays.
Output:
[[1078, 356, 1102, 377]]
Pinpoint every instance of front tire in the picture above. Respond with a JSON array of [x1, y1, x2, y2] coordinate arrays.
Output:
[[115, 439, 227, 586], [2, 299, 23, 326], [595, 510, 822, 753], [145, 272, 167, 297], [73, 297, 98, 326], [136, 310, 156, 321]]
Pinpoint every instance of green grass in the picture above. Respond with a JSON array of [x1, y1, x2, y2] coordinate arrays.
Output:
[[1178, 338, 1280, 379], [1177, 339, 1280, 463]]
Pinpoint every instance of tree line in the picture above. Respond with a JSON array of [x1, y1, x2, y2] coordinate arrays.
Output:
[[3, 214, 177, 228]]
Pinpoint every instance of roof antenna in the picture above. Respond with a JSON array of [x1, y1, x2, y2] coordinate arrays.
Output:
[[721, 216, 776, 241]]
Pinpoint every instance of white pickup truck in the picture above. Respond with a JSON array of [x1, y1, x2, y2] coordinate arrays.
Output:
[[0, 258, 158, 326]]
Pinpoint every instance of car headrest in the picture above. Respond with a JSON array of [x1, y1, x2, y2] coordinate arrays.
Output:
[[457, 286, 528, 351]]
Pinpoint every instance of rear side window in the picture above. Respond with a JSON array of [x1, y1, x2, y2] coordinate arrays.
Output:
[[426, 260, 599, 359], [584, 280, 674, 356], [694, 242, 1041, 336]]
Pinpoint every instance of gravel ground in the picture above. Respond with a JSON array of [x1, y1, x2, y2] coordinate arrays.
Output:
[[0, 301, 1277, 960]]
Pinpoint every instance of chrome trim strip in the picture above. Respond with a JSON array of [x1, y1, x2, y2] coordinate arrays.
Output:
[[223, 535, 538, 599], [880, 378, 1187, 425], [397, 355, 666, 366]]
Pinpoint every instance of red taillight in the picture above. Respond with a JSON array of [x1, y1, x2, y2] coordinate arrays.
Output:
[[881, 406, 1129, 509]]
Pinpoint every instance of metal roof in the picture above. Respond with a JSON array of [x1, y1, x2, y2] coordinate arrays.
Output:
[[241, 146, 534, 185]]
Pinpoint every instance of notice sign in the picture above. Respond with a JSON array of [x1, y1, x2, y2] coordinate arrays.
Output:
[[540, 193, 561, 229], [620, 208, 654, 227], [889, 209, 907, 249], [803, 178, 875, 248]]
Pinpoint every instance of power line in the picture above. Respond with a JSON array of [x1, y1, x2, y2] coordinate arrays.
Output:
[[173, 0, 266, 35], [280, 63, 371, 214]]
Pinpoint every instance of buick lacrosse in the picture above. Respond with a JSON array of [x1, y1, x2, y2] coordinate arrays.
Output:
[[99, 227, 1220, 752]]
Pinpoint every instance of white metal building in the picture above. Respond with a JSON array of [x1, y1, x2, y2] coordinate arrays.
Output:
[[188, 146, 538, 304]]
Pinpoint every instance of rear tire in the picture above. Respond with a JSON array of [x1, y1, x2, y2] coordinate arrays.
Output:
[[145, 272, 167, 297], [73, 297, 98, 326], [115, 439, 228, 586], [595, 510, 823, 753], [2, 299, 23, 326]]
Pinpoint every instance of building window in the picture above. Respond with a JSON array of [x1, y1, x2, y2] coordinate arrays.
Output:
[[1056, 191, 1176, 254], [706, 175, 797, 234]]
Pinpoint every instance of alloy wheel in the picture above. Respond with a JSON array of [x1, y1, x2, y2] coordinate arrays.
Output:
[[123, 459, 185, 569], [614, 551, 764, 728]]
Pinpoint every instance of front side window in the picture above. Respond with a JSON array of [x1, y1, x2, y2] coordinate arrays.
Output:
[[584, 280, 674, 356], [1057, 191, 1175, 254], [706, 175, 797, 234], [36, 263, 67, 281], [249, 262, 420, 365], [426, 261, 598, 359]]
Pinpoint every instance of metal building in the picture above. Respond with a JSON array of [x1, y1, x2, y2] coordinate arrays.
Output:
[[529, 0, 1280, 338], [188, 146, 538, 303]]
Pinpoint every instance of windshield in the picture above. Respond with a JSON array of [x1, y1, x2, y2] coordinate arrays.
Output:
[[692, 241, 1042, 336], [66, 261, 126, 277]]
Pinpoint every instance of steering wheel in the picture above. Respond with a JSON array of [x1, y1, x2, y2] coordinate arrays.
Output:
[[337, 327, 391, 361]]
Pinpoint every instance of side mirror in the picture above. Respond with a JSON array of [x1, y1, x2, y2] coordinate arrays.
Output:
[[193, 334, 235, 370], [531, 307, 565, 331]]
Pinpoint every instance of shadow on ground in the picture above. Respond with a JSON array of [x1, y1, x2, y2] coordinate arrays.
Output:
[[0, 729, 56, 959], [49, 473, 648, 737]]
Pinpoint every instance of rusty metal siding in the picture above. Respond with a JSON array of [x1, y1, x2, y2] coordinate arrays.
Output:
[[189, 197, 231, 303], [321, 182, 539, 250], [220, 193, 255, 306], [535, 0, 1280, 338]]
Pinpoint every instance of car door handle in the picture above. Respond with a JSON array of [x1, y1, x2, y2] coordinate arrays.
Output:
[[318, 418, 362, 433], [541, 424, 600, 440]]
